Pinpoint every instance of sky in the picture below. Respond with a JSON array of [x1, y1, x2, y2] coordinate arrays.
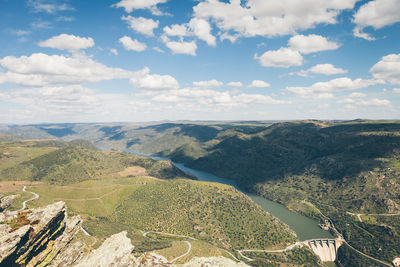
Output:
[[0, 0, 400, 124]]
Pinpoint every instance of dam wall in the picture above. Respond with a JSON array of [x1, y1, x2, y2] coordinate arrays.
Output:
[[303, 239, 343, 262]]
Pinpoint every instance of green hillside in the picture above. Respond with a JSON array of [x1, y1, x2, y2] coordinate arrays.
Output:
[[0, 141, 188, 184], [112, 178, 297, 251]]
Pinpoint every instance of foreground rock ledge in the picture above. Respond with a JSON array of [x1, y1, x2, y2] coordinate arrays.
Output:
[[0, 201, 249, 267]]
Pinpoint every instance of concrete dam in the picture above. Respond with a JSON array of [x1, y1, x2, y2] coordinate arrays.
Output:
[[303, 239, 343, 262]]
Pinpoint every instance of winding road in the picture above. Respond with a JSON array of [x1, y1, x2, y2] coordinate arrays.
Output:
[[238, 242, 302, 261], [22, 185, 39, 210], [170, 241, 192, 263], [142, 230, 240, 262]]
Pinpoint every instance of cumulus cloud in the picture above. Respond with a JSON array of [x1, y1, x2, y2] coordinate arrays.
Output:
[[163, 39, 197, 56], [295, 64, 348, 77], [288, 35, 340, 54], [248, 80, 270, 88], [150, 87, 288, 107], [193, 0, 358, 39], [255, 34, 339, 68], [353, 0, 400, 40], [38, 34, 94, 51], [227, 81, 243, 87], [370, 53, 400, 84], [130, 67, 179, 90], [188, 18, 216, 46], [308, 64, 347, 75], [286, 77, 382, 99], [163, 24, 188, 37], [2, 85, 99, 114], [119, 36, 147, 52], [122, 16, 159, 36], [255, 48, 303, 68], [113, 0, 168, 15], [193, 79, 223, 87], [393, 88, 400, 93], [163, 18, 216, 46], [340, 97, 390, 106], [0, 53, 132, 86]]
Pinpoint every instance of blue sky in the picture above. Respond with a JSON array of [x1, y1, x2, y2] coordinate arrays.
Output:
[[0, 0, 400, 123]]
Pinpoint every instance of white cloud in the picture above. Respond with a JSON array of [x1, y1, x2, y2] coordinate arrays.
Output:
[[113, 0, 168, 15], [353, 0, 400, 40], [341, 98, 391, 106], [193, 79, 223, 87], [353, 28, 376, 41], [130, 67, 179, 90], [296, 64, 348, 77], [152, 47, 164, 53], [150, 87, 288, 106], [0, 53, 132, 86], [357, 98, 390, 106], [308, 64, 347, 75], [31, 20, 52, 29], [227, 81, 243, 87], [287, 77, 382, 99], [119, 36, 147, 52], [255, 48, 303, 68], [188, 18, 216, 46], [4, 85, 99, 113], [370, 53, 400, 84], [10, 30, 31, 36], [248, 80, 270, 88], [122, 16, 159, 36], [348, 92, 367, 98], [110, 48, 119, 55], [163, 24, 189, 37], [393, 88, 400, 93], [163, 18, 216, 46], [164, 40, 197, 56], [193, 0, 358, 39], [27, 0, 74, 14], [288, 34, 340, 54], [38, 34, 94, 51]]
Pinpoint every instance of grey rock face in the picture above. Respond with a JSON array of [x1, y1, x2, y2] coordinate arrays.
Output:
[[74, 231, 135, 267], [0, 194, 17, 211]]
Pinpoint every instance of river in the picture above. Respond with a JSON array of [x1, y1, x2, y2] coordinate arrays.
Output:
[[124, 149, 333, 241]]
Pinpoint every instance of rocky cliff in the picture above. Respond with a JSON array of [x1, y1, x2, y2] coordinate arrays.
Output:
[[0, 199, 249, 267]]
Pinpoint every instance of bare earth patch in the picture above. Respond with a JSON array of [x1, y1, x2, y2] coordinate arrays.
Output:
[[118, 166, 148, 177], [0, 181, 42, 194]]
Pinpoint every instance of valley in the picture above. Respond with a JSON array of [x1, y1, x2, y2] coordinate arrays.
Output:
[[1, 120, 399, 266]]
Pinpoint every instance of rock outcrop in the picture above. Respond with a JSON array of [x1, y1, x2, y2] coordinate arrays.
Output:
[[0, 202, 249, 267], [0, 201, 84, 266], [0, 194, 17, 212], [75, 231, 135, 267]]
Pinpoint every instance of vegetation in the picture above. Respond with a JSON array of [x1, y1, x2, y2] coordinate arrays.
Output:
[[0, 141, 188, 184], [246, 247, 323, 267], [112, 179, 296, 250], [337, 244, 386, 267]]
